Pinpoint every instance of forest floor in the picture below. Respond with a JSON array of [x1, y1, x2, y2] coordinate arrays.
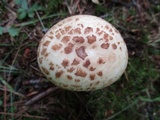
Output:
[[0, 0, 160, 120]]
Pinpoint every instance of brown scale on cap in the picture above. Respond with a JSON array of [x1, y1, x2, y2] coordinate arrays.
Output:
[[49, 66, 54, 71], [90, 74, 95, 80], [96, 28, 100, 33], [105, 25, 109, 30], [52, 44, 62, 51], [96, 81, 100, 85], [77, 24, 84, 28], [44, 52, 49, 58], [92, 45, 97, 49], [43, 41, 50, 46], [38, 57, 43, 64], [65, 26, 71, 32], [68, 29, 74, 34], [61, 36, 70, 43], [67, 75, 73, 80], [97, 71, 103, 76], [49, 31, 54, 35], [60, 29, 66, 35], [89, 66, 96, 71], [49, 62, 54, 70], [56, 33, 61, 39], [75, 46, 88, 60], [109, 29, 113, 32], [73, 36, 84, 43], [67, 67, 75, 73], [61, 59, 69, 68], [98, 58, 105, 64], [87, 35, 96, 44], [84, 27, 93, 34], [41, 66, 50, 75], [47, 35, 54, 39], [75, 68, 87, 77], [64, 43, 74, 54], [112, 43, 117, 50], [41, 48, 47, 55], [73, 28, 81, 34], [56, 64, 61, 69], [96, 28, 104, 35], [75, 17, 79, 21], [83, 59, 91, 68], [71, 58, 80, 65], [103, 33, 109, 42], [101, 43, 110, 49], [55, 70, 64, 78], [109, 35, 113, 40], [119, 47, 122, 51], [75, 79, 80, 82]]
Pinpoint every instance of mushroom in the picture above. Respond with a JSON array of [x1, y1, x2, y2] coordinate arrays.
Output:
[[37, 15, 128, 91]]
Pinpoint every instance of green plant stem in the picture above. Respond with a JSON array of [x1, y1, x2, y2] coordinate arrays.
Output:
[[15, 13, 66, 27]]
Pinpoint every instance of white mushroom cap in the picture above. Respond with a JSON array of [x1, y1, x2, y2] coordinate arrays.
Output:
[[37, 15, 128, 91]]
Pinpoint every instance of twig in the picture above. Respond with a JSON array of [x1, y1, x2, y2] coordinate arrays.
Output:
[[25, 87, 59, 106], [64, 0, 72, 15], [0, 112, 49, 120], [0, 85, 25, 98], [132, 0, 143, 28], [76, 0, 82, 14], [35, 10, 47, 32]]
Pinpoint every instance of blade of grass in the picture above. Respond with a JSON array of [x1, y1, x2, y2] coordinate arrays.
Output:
[[1, 50, 14, 65], [139, 96, 160, 102], [15, 12, 67, 27], [0, 85, 25, 98], [0, 76, 13, 91], [0, 66, 19, 73], [105, 98, 139, 120], [0, 112, 49, 119], [0, 44, 15, 47]]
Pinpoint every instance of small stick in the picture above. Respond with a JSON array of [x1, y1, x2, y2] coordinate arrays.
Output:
[[0, 112, 49, 120], [35, 11, 47, 33], [0, 85, 25, 98], [132, 0, 143, 28], [25, 87, 59, 106]]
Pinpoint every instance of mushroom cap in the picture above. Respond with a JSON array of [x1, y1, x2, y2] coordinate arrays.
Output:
[[37, 15, 128, 91]]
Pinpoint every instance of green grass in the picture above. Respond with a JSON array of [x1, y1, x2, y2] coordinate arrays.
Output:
[[0, 0, 160, 120]]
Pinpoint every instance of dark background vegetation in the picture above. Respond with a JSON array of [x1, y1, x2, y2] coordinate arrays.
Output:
[[0, 0, 160, 120]]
